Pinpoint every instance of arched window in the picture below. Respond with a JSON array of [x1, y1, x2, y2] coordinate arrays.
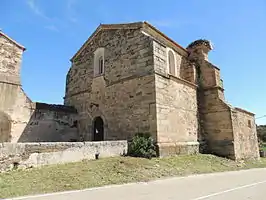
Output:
[[94, 48, 105, 76], [98, 56, 104, 74], [168, 50, 175, 75]]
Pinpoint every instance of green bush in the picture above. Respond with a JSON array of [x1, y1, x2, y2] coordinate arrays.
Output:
[[257, 125, 266, 142], [128, 133, 157, 159]]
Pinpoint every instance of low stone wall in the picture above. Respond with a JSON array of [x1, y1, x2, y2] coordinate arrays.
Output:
[[0, 141, 127, 172]]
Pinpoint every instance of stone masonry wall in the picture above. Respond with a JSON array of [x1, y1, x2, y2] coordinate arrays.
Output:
[[0, 33, 23, 85], [0, 79, 33, 143], [232, 108, 260, 160], [0, 141, 127, 172], [153, 41, 199, 156], [188, 41, 259, 160], [18, 103, 79, 142], [0, 32, 79, 143], [65, 28, 157, 141], [197, 61, 236, 158], [0, 33, 33, 142], [201, 95, 235, 158]]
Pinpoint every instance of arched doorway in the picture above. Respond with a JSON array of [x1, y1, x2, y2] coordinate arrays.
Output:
[[0, 112, 11, 142], [93, 116, 104, 141]]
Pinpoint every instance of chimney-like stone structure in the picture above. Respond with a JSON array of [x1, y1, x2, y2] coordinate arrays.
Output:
[[187, 39, 213, 62], [187, 39, 223, 93], [186, 39, 259, 160], [186, 39, 234, 158]]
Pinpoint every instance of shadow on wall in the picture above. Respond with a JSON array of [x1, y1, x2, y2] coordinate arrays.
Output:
[[17, 103, 80, 142], [0, 111, 11, 142]]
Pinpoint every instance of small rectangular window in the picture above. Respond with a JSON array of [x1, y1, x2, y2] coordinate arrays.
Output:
[[99, 58, 103, 74], [248, 120, 252, 128]]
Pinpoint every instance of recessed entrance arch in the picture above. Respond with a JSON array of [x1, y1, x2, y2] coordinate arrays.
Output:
[[93, 116, 104, 141], [0, 112, 11, 142]]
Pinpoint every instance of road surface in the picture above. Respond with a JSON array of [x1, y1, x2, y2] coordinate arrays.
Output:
[[7, 168, 266, 200]]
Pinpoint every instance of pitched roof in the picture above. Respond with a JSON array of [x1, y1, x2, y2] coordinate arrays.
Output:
[[0, 31, 26, 51], [70, 21, 188, 62]]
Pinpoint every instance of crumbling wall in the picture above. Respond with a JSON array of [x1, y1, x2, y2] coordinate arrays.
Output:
[[18, 103, 79, 142], [0, 32, 79, 143], [0, 111, 11, 142], [0, 32, 34, 142]]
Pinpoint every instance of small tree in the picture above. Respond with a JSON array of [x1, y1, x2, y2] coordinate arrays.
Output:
[[128, 133, 157, 159]]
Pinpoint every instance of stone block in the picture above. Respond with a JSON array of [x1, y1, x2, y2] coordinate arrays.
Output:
[[157, 142, 199, 157]]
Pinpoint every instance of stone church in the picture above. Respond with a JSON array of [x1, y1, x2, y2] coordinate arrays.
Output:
[[0, 21, 260, 160]]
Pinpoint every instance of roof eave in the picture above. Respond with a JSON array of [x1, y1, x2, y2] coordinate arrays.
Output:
[[0, 31, 26, 51], [143, 21, 188, 54]]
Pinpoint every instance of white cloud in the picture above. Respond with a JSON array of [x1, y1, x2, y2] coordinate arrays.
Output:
[[67, 0, 78, 23], [148, 18, 198, 29], [44, 25, 59, 32], [150, 20, 173, 28], [26, 0, 50, 20]]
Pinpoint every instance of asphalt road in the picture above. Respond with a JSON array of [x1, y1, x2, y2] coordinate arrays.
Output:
[[7, 168, 266, 200]]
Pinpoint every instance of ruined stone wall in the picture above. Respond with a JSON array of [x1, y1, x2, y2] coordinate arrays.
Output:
[[0, 34, 23, 85], [153, 41, 199, 156], [0, 34, 33, 142], [0, 33, 79, 143], [0, 111, 11, 142], [0, 83, 33, 143], [18, 103, 79, 142], [65, 28, 157, 141], [0, 85, 78, 142], [232, 108, 260, 160], [0, 141, 127, 172]]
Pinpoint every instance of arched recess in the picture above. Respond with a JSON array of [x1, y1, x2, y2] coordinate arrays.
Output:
[[0, 111, 11, 142], [84, 105, 108, 141], [93, 116, 104, 141], [93, 47, 105, 76], [168, 50, 176, 75]]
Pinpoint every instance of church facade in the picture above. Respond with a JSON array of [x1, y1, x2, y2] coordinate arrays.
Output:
[[0, 22, 260, 160]]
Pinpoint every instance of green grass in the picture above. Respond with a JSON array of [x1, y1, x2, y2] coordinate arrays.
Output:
[[1, 154, 266, 198]]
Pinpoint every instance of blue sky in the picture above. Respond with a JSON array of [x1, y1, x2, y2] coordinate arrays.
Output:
[[1, 0, 266, 124]]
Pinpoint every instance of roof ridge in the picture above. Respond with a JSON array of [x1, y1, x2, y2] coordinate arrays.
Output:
[[100, 21, 144, 26], [71, 21, 188, 62], [70, 22, 144, 61]]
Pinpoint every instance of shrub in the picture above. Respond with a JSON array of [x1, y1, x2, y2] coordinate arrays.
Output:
[[128, 133, 157, 159], [257, 125, 266, 142]]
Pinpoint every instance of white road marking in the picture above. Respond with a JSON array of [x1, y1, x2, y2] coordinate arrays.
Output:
[[192, 180, 266, 200]]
